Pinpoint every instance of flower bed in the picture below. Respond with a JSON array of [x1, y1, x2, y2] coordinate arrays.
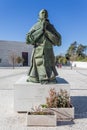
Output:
[[26, 88, 74, 126], [26, 111, 56, 126], [41, 88, 74, 120], [47, 107, 74, 121]]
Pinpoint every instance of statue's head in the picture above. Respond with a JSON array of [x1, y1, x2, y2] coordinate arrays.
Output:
[[39, 9, 48, 20]]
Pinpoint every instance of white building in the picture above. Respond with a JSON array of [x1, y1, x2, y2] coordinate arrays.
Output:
[[0, 40, 33, 67]]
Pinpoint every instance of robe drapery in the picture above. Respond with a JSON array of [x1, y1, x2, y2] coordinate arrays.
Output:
[[26, 19, 61, 84]]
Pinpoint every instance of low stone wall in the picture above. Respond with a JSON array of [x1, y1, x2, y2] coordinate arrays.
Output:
[[72, 61, 87, 68]]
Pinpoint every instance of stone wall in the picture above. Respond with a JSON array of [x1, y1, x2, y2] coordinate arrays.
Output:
[[72, 61, 87, 68]]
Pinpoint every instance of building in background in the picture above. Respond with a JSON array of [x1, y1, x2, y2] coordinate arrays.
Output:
[[0, 40, 33, 67]]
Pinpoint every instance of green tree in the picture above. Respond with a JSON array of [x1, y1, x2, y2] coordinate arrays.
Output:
[[84, 45, 87, 56], [65, 41, 87, 62], [55, 55, 67, 65], [76, 44, 86, 57], [65, 53, 71, 60], [67, 41, 77, 57]]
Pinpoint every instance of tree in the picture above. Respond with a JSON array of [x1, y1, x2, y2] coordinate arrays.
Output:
[[55, 55, 67, 65], [65, 53, 71, 60], [65, 41, 87, 62], [16, 56, 24, 65], [84, 45, 87, 56], [76, 44, 86, 57], [9, 53, 24, 69], [67, 41, 77, 57], [10, 53, 17, 69]]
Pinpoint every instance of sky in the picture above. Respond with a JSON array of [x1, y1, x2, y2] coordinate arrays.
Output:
[[0, 0, 87, 56]]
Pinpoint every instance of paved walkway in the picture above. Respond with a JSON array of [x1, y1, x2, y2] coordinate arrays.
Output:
[[0, 67, 87, 130]]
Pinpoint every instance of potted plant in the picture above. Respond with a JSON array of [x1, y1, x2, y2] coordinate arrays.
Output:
[[41, 88, 74, 121], [26, 105, 57, 126]]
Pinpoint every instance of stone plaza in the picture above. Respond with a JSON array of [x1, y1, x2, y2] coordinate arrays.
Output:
[[0, 66, 87, 130]]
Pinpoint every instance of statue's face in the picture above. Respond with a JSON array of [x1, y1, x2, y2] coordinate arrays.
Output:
[[39, 9, 48, 20]]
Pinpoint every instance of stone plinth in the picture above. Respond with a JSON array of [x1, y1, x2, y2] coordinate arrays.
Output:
[[14, 76, 70, 112]]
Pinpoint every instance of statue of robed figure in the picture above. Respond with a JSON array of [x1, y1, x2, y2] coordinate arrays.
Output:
[[26, 9, 61, 84]]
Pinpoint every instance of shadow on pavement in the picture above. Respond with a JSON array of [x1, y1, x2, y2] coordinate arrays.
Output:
[[57, 120, 75, 126], [71, 96, 87, 119], [56, 77, 69, 84]]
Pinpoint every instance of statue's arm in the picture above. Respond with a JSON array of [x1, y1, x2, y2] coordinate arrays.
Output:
[[45, 23, 62, 46], [26, 23, 44, 45], [26, 29, 35, 45]]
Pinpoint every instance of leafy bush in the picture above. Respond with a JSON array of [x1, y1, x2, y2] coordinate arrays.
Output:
[[46, 88, 71, 108], [30, 88, 72, 115], [82, 57, 87, 61], [16, 56, 24, 64]]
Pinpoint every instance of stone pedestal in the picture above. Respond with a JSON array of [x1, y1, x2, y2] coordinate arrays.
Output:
[[14, 76, 70, 112]]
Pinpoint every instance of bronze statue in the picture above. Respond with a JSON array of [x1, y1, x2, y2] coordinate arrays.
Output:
[[26, 9, 61, 84]]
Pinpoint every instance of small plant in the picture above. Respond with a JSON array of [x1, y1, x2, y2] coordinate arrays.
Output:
[[29, 105, 54, 115], [16, 56, 24, 64], [46, 88, 71, 108]]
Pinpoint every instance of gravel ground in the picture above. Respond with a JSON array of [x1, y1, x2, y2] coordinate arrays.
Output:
[[0, 67, 87, 130]]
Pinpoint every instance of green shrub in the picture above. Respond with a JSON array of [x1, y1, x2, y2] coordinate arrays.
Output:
[[46, 88, 71, 108]]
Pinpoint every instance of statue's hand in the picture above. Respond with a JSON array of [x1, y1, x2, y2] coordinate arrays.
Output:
[[41, 19, 47, 32]]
